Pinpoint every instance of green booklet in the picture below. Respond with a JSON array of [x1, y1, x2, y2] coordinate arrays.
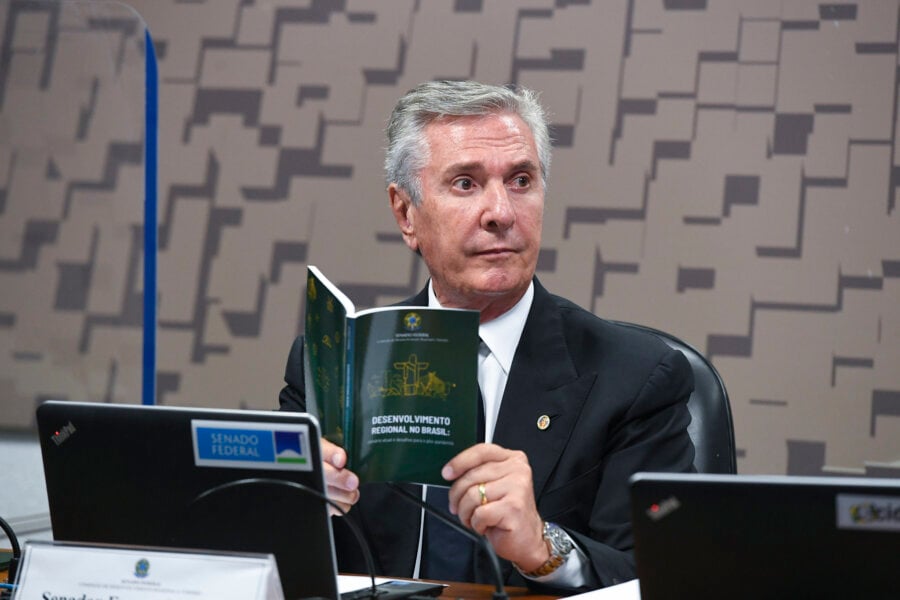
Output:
[[303, 266, 480, 485]]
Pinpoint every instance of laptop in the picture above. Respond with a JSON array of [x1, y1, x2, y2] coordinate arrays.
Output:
[[629, 472, 900, 599], [36, 401, 442, 600]]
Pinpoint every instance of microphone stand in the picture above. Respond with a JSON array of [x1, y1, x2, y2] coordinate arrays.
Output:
[[388, 483, 508, 600], [192, 477, 379, 599]]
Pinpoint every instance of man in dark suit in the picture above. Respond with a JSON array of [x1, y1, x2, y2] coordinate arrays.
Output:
[[279, 80, 694, 593]]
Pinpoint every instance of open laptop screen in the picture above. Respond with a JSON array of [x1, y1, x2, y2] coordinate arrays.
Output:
[[630, 472, 900, 599], [37, 401, 338, 600]]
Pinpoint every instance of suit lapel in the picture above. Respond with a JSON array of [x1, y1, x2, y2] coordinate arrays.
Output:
[[492, 280, 596, 499], [404, 280, 595, 505]]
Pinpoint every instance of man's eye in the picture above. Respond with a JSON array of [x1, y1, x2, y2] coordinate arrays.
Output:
[[511, 175, 531, 188], [453, 178, 474, 191]]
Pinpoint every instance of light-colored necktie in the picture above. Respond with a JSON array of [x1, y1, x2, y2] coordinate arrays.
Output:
[[478, 339, 504, 443]]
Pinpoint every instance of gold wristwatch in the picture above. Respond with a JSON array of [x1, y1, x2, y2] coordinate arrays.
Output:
[[520, 521, 574, 577]]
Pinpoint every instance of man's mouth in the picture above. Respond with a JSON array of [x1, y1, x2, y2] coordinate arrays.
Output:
[[476, 247, 516, 256]]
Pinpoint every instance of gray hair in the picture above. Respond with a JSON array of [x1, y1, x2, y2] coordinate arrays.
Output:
[[385, 80, 552, 205]]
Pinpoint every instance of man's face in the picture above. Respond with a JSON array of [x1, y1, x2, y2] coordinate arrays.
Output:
[[390, 112, 544, 316]]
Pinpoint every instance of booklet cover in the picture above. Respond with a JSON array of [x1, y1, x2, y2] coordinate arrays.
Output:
[[303, 266, 480, 485]]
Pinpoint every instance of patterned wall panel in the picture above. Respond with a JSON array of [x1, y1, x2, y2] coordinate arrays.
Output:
[[1, 0, 898, 477]]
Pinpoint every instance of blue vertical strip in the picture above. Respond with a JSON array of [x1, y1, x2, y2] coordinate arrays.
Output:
[[142, 29, 159, 405]]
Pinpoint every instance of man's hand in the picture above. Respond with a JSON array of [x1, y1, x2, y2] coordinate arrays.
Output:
[[443, 443, 550, 572], [321, 437, 360, 516]]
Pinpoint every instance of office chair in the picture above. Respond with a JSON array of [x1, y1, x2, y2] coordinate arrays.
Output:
[[613, 321, 737, 474]]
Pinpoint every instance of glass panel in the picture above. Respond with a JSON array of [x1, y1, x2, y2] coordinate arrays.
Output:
[[0, 0, 156, 429]]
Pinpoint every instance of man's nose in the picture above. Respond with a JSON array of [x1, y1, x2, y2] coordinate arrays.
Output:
[[481, 181, 515, 231]]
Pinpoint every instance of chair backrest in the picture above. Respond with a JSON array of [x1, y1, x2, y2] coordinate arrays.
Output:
[[613, 321, 737, 474]]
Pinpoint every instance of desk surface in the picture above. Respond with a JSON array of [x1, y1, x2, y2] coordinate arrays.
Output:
[[437, 580, 556, 599], [1, 551, 557, 599], [1, 561, 556, 600], [0, 573, 554, 600]]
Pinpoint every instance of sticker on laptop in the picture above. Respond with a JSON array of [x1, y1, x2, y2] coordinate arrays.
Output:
[[192, 420, 313, 471], [645, 496, 681, 521], [835, 494, 900, 532]]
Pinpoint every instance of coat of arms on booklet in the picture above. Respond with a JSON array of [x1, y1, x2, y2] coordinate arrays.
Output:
[[303, 266, 480, 486]]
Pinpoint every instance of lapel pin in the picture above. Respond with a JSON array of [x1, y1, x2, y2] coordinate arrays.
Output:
[[537, 415, 550, 430]]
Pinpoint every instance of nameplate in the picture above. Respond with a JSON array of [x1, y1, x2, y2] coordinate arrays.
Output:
[[14, 541, 284, 600]]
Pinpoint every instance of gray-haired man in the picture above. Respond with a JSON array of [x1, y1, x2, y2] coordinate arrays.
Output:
[[280, 80, 695, 593]]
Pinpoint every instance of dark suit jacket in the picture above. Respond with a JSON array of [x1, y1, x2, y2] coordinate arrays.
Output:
[[279, 278, 695, 593]]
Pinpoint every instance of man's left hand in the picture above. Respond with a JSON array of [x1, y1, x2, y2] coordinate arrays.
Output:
[[443, 443, 550, 572]]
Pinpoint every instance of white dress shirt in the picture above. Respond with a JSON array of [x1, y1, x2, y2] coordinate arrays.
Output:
[[429, 282, 532, 442], [425, 280, 593, 589]]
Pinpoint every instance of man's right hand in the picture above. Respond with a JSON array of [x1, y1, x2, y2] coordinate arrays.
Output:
[[321, 437, 360, 516]]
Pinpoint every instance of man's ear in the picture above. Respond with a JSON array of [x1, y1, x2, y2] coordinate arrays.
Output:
[[388, 183, 418, 253]]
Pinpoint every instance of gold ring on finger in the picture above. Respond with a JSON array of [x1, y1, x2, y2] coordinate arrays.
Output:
[[478, 482, 488, 506]]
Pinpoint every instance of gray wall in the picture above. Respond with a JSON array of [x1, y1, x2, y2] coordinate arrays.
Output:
[[1, 0, 899, 478]]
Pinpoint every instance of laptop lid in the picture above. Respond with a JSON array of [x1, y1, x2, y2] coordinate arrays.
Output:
[[37, 401, 339, 600], [629, 472, 900, 599]]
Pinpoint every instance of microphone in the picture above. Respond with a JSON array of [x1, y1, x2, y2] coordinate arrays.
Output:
[[192, 477, 380, 599], [388, 483, 508, 600]]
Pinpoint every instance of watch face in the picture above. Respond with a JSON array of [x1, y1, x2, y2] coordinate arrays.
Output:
[[545, 523, 574, 555]]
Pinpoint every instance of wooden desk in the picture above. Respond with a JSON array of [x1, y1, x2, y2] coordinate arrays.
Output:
[[0, 569, 555, 600], [435, 580, 557, 599], [0, 574, 555, 599], [0, 553, 558, 598], [0, 548, 9, 583]]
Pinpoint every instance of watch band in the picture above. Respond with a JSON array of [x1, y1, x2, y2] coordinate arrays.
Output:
[[519, 521, 574, 578]]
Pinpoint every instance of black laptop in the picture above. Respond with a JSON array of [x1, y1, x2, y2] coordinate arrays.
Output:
[[36, 401, 444, 600], [629, 472, 900, 599], [36, 401, 340, 598]]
